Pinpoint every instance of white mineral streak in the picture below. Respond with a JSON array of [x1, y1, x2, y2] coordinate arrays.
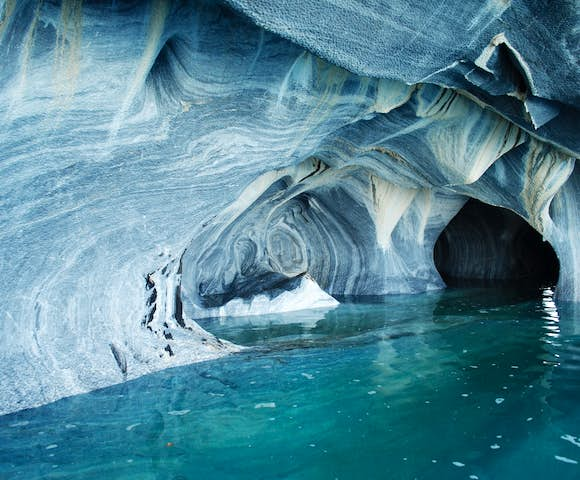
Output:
[[371, 175, 416, 250], [110, 0, 170, 136]]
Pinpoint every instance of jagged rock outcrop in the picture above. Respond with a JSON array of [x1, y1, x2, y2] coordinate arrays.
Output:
[[0, 0, 577, 414]]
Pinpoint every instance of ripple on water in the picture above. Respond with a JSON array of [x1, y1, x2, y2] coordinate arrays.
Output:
[[0, 287, 579, 479]]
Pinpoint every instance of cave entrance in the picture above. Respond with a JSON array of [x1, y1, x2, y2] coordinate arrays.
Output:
[[434, 198, 559, 289]]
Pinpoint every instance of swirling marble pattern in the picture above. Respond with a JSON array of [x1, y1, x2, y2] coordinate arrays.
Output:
[[180, 158, 466, 320], [226, 0, 580, 152], [0, 0, 577, 413]]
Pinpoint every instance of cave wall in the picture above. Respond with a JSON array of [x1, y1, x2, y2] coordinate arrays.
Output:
[[226, 0, 580, 151], [0, 0, 578, 414]]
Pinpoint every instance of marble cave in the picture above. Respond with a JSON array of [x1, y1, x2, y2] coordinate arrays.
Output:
[[0, 1, 579, 478]]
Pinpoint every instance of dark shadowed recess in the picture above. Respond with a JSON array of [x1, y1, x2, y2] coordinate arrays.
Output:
[[434, 198, 559, 290]]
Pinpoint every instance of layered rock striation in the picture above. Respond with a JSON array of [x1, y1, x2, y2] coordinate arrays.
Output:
[[0, 0, 578, 414]]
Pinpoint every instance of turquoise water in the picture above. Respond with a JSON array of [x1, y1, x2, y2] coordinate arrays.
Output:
[[1, 287, 579, 479]]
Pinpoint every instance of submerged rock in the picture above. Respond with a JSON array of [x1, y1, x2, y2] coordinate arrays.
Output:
[[0, 0, 577, 414]]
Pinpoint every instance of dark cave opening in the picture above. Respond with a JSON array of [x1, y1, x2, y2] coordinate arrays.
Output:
[[434, 198, 559, 289]]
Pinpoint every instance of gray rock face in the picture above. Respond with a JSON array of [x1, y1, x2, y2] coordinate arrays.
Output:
[[0, 0, 577, 414], [227, 0, 580, 150]]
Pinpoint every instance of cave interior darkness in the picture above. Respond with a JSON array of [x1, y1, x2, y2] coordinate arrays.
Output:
[[434, 198, 560, 289]]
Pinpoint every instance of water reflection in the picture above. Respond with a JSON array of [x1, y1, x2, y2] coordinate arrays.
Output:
[[199, 286, 560, 351], [1, 287, 579, 479]]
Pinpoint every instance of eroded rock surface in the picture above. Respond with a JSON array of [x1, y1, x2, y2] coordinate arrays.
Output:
[[0, 0, 577, 414]]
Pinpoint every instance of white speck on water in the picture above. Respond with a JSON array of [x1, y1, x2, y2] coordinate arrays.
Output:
[[452, 461, 465, 467], [461, 393, 469, 397], [403, 457, 407, 461], [526, 417, 533, 422], [249, 381, 256, 385], [208, 392, 225, 397], [168, 409, 190, 416], [555, 455, 578, 464], [496, 435, 502, 439], [511, 365, 519, 369], [425, 400, 431, 404], [368, 390, 377, 395], [46, 444, 58, 450], [431, 459, 437, 463], [508, 374, 514, 378], [301, 373, 314, 380], [495, 398, 505, 404], [490, 444, 500, 450], [127, 459, 133, 463], [561, 434, 580, 447], [503, 386, 509, 389], [309, 443, 316, 447], [48, 453, 55, 457], [469, 475, 479, 479], [469, 365, 478, 369], [65, 424, 77, 429], [462, 349, 468, 353], [255, 402, 276, 409], [352, 379, 360, 383], [126, 423, 141, 431], [9, 421, 30, 427]]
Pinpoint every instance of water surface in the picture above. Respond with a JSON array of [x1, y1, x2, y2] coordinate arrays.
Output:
[[1, 287, 579, 479]]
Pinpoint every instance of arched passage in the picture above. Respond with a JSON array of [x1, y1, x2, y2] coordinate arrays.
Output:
[[434, 198, 559, 288]]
